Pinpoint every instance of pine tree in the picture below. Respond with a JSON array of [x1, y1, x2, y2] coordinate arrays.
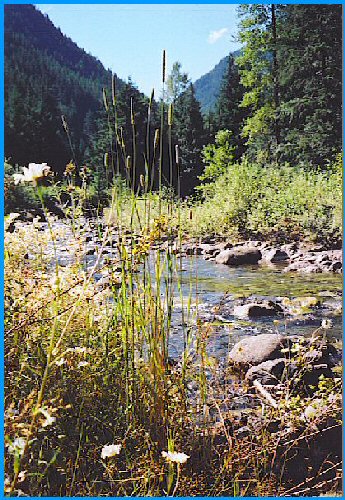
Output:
[[166, 62, 189, 103], [214, 54, 247, 159], [237, 4, 283, 161], [173, 83, 205, 196], [278, 4, 342, 166]]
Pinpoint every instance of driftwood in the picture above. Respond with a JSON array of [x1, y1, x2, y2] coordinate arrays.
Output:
[[252, 379, 278, 408]]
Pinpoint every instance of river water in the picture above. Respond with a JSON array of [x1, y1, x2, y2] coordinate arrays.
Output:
[[47, 220, 341, 362], [145, 256, 342, 360]]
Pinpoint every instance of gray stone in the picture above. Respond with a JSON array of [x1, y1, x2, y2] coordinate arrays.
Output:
[[233, 301, 282, 318], [261, 247, 289, 263], [185, 245, 203, 256], [281, 242, 299, 257], [228, 334, 286, 368], [331, 261, 342, 272], [215, 246, 262, 266], [245, 358, 288, 385]]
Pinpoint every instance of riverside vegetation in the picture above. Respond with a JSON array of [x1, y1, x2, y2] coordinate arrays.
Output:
[[5, 4, 343, 498]]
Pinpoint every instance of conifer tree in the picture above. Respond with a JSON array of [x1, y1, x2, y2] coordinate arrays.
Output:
[[278, 4, 342, 166], [215, 54, 247, 159], [173, 83, 205, 195]]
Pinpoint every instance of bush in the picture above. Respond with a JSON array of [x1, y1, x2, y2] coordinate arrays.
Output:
[[186, 151, 342, 244]]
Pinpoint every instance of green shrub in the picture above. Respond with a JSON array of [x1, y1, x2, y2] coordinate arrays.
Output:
[[186, 153, 342, 244]]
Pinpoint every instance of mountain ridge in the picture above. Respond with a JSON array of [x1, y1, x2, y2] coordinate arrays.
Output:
[[5, 4, 125, 171], [194, 49, 241, 114]]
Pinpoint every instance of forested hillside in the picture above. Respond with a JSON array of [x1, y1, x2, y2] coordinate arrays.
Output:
[[5, 4, 342, 199], [4, 5, 343, 497], [194, 50, 241, 114], [4, 4, 123, 173], [194, 55, 230, 113]]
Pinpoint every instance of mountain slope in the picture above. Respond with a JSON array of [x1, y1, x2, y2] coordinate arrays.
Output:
[[4, 4, 124, 172], [194, 50, 241, 114]]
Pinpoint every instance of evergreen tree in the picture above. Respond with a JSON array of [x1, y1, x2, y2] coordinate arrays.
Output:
[[4, 4, 123, 173], [214, 54, 247, 159], [237, 4, 283, 161], [237, 4, 342, 167], [278, 4, 342, 166], [166, 62, 189, 103], [173, 83, 205, 196]]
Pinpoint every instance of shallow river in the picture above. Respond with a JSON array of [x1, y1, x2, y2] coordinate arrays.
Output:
[[159, 256, 342, 360]]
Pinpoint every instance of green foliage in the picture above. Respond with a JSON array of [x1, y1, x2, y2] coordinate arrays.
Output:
[[237, 4, 342, 167], [277, 4, 342, 166], [166, 62, 189, 103], [198, 130, 236, 187], [237, 4, 281, 158], [189, 154, 342, 243]]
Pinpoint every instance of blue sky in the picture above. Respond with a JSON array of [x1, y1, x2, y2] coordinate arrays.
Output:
[[36, 4, 241, 95]]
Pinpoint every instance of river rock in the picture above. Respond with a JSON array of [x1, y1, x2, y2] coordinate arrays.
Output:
[[281, 242, 300, 257], [233, 301, 283, 318], [245, 358, 289, 385], [284, 249, 342, 274], [185, 245, 203, 256], [228, 334, 287, 368], [216, 246, 262, 266], [260, 247, 289, 263]]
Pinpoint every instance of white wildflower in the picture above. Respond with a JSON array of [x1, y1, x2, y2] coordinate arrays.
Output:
[[18, 471, 27, 483], [101, 443, 121, 459], [54, 357, 66, 366], [161, 450, 190, 464], [13, 163, 51, 186], [8, 437, 26, 456], [40, 408, 56, 428], [321, 319, 333, 329]]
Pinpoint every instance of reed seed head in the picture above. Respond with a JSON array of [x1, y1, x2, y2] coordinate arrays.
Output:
[[154, 129, 160, 149], [104, 152, 109, 167], [102, 87, 109, 112], [111, 74, 117, 106], [162, 50, 166, 83], [168, 103, 173, 126], [61, 115, 68, 132], [150, 89, 154, 106], [126, 155, 131, 170], [130, 98, 135, 125], [175, 144, 179, 165]]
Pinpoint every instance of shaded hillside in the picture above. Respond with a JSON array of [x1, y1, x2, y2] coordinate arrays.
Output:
[[194, 50, 240, 114], [4, 4, 124, 173]]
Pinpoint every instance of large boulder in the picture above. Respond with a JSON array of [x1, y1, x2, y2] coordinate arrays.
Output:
[[228, 334, 287, 368], [215, 246, 262, 266], [233, 301, 283, 318]]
